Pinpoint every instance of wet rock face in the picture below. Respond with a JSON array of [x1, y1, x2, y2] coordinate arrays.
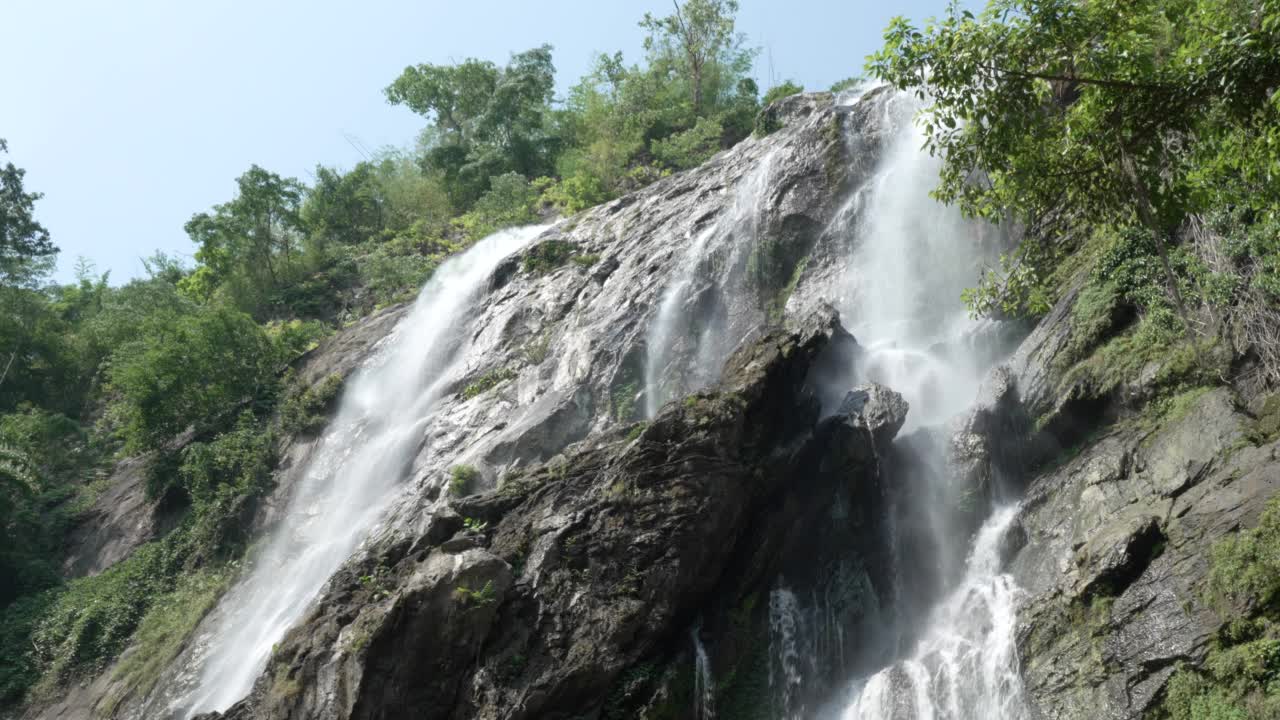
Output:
[[1007, 387, 1280, 720], [206, 310, 904, 720], [961, 282, 1280, 720], [43, 89, 917, 720]]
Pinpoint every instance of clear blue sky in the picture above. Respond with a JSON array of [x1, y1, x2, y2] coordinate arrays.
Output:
[[2, 0, 968, 283]]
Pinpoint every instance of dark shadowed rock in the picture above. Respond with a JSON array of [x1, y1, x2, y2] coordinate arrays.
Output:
[[192, 310, 897, 720]]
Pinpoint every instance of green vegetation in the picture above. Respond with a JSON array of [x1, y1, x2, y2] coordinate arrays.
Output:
[[521, 240, 577, 275], [461, 368, 517, 400], [358, 565, 393, 602], [1246, 395, 1280, 446], [762, 80, 804, 106], [873, 0, 1280, 390], [612, 379, 640, 422], [570, 253, 600, 268], [105, 306, 281, 453], [522, 331, 553, 364], [624, 422, 648, 443], [1154, 496, 1280, 719], [829, 76, 863, 93], [105, 566, 231, 711], [280, 372, 345, 435], [651, 117, 724, 170], [449, 465, 480, 497], [453, 580, 497, 606]]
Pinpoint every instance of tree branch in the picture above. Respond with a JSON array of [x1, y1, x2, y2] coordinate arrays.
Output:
[[980, 63, 1177, 93]]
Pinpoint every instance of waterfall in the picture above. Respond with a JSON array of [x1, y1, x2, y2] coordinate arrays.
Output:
[[691, 625, 716, 720], [842, 507, 1026, 720], [830, 91, 1026, 719], [169, 225, 549, 718], [837, 92, 992, 432], [643, 151, 776, 418], [769, 586, 809, 720]]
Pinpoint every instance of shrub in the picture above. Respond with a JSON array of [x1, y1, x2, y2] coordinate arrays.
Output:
[[1067, 280, 1123, 361], [0, 592, 53, 705], [176, 413, 277, 561], [829, 76, 864, 93], [29, 540, 182, 690], [106, 306, 280, 453], [455, 172, 540, 240], [107, 566, 230, 707], [522, 240, 577, 275], [1155, 497, 1280, 720], [570, 254, 600, 268], [266, 319, 332, 361], [356, 228, 454, 307], [281, 373, 344, 435], [762, 80, 804, 106], [449, 465, 479, 497], [453, 580, 496, 606], [539, 173, 614, 214], [652, 117, 723, 171]]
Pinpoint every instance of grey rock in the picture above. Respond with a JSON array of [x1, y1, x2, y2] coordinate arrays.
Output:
[[202, 311, 893, 720], [833, 383, 909, 447], [1009, 387, 1280, 720]]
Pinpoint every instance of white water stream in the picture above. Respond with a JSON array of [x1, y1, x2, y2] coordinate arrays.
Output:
[[836, 92, 992, 431], [644, 152, 776, 418], [173, 225, 548, 717], [831, 93, 1026, 720], [842, 507, 1026, 720]]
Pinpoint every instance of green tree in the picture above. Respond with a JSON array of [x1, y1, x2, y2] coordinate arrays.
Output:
[[302, 163, 385, 247], [386, 46, 557, 207], [105, 306, 280, 452], [0, 140, 56, 290], [181, 165, 306, 313], [640, 0, 747, 116], [869, 0, 1280, 321], [0, 141, 74, 413]]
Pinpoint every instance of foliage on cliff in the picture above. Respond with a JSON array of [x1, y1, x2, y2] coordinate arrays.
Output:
[[872, 0, 1280, 388], [870, 3, 1280, 717]]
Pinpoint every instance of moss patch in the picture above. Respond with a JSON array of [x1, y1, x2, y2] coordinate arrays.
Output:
[[281, 372, 344, 434], [462, 368, 517, 400], [1246, 394, 1280, 446], [522, 240, 577, 275], [1154, 497, 1280, 719]]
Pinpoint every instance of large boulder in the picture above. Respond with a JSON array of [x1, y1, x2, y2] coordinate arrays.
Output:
[[199, 310, 905, 720]]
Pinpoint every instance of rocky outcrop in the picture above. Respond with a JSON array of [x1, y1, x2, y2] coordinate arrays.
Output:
[[201, 310, 908, 720], [1008, 386, 1280, 720], [952, 280, 1280, 719], [37, 87, 919, 720]]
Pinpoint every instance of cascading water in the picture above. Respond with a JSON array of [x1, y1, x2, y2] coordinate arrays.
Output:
[[167, 225, 548, 718], [644, 152, 775, 418], [835, 92, 996, 431], [692, 625, 717, 720], [842, 508, 1026, 720], [827, 90, 1026, 719]]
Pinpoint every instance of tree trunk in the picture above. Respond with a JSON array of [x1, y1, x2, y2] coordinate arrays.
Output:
[[692, 60, 703, 115]]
